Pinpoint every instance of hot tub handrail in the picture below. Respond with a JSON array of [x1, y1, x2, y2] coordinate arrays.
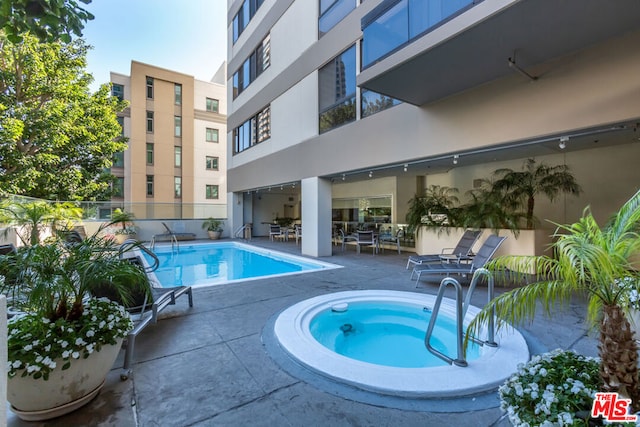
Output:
[[424, 268, 497, 367], [424, 277, 467, 367]]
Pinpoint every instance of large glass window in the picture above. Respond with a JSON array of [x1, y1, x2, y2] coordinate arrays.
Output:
[[111, 83, 124, 100], [233, 34, 271, 99], [174, 177, 182, 198], [174, 84, 182, 105], [146, 76, 153, 99], [319, 45, 356, 133], [319, 0, 356, 37], [174, 116, 182, 137], [232, 0, 265, 43], [206, 184, 219, 199], [362, 0, 475, 68], [146, 111, 154, 132], [146, 143, 154, 165], [174, 146, 182, 167], [206, 128, 219, 142], [206, 156, 219, 170], [233, 105, 271, 154], [361, 89, 402, 118]]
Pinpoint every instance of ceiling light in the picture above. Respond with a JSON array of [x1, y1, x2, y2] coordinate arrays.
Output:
[[368, 171, 373, 178], [403, 164, 408, 172], [342, 174, 346, 181], [453, 155, 459, 165], [559, 136, 569, 149]]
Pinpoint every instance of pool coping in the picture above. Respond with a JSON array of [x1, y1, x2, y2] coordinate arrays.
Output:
[[271, 290, 529, 399]]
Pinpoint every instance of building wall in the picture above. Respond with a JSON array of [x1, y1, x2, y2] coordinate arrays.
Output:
[[112, 61, 227, 219], [227, 1, 640, 237]]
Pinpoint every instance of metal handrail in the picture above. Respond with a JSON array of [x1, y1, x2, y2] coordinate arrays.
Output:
[[424, 268, 497, 367], [234, 224, 252, 240]]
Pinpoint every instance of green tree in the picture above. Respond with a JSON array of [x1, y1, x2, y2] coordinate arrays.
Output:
[[492, 158, 582, 229], [468, 189, 640, 409], [0, 0, 94, 43], [0, 33, 128, 200]]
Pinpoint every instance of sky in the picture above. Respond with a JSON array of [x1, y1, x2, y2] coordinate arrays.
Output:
[[81, 0, 228, 91]]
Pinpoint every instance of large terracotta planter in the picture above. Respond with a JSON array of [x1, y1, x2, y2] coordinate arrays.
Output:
[[207, 230, 221, 240], [8, 338, 123, 421]]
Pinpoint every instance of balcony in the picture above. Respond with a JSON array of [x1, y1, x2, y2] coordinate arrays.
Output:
[[359, 0, 640, 105]]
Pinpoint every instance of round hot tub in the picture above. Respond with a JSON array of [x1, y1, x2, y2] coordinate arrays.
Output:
[[274, 290, 529, 397]]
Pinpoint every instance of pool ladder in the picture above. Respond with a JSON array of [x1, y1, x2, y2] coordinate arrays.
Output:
[[424, 268, 497, 367]]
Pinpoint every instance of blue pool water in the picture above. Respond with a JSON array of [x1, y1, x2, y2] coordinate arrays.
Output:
[[142, 242, 338, 287], [309, 301, 480, 368]]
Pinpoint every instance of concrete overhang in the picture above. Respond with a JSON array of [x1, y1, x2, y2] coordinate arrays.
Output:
[[357, 0, 640, 106]]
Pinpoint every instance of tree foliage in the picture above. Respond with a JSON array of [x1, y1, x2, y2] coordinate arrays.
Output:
[[0, 33, 127, 200], [0, 0, 94, 43], [492, 158, 582, 229]]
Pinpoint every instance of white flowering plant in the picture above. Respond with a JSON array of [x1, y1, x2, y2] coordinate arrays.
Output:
[[0, 233, 150, 381], [8, 298, 133, 380], [499, 349, 602, 427]]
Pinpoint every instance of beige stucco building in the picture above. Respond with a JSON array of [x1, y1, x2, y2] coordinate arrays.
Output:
[[226, 0, 640, 257], [110, 61, 227, 220]]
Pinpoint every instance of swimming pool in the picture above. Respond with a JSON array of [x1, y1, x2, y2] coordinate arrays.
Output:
[[142, 241, 341, 287], [274, 290, 529, 397]]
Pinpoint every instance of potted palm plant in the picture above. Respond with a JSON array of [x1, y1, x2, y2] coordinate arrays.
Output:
[[202, 218, 223, 240], [0, 231, 150, 421], [109, 208, 138, 243], [467, 188, 640, 420]]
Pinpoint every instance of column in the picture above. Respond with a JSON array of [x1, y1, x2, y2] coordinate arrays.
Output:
[[301, 177, 332, 257]]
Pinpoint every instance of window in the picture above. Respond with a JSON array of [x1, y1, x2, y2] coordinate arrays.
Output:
[[116, 116, 124, 137], [206, 156, 219, 170], [146, 76, 153, 99], [111, 83, 124, 100], [206, 184, 219, 199], [174, 177, 182, 198], [361, 89, 401, 118], [174, 84, 182, 105], [319, 0, 356, 37], [146, 143, 154, 165], [146, 175, 154, 196], [319, 45, 356, 133], [206, 98, 219, 113], [233, 105, 271, 154], [146, 111, 154, 132], [232, 0, 265, 43], [174, 146, 182, 167], [233, 34, 271, 99], [206, 128, 219, 143], [113, 177, 124, 198], [112, 151, 124, 168], [174, 116, 182, 137]]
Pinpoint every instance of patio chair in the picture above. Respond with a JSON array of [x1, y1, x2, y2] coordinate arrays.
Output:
[[269, 224, 285, 241], [293, 225, 302, 245], [410, 234, 506, 284], [406, 229, 482, 269], [336, 229, 358, 251], [379, 228, 403, 254], [355, 230, 378, 255]]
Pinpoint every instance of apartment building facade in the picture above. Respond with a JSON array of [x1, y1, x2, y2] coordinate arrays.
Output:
[[110, 61, 227, 220], [226, 0, 640, 257]]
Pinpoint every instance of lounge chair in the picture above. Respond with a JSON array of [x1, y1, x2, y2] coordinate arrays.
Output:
[[410, 234, 506, 284], [0, 243, 17, 255], [406, 229, 482, 269], [104, 243, 194, 380], [355, 230, 378, 255], [150, 222, 196, 249]]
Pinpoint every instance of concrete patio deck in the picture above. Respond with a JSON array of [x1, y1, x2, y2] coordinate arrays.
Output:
[[7, 237, 599, 427]]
